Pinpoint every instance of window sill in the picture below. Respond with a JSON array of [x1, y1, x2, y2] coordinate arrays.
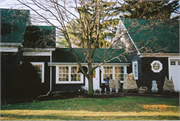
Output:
[[56, 81, 84, 84]]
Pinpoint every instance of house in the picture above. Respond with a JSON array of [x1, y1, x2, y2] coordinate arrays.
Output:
[[1, 8, 179, 96], [1, 9, 130, 96], [117, 18, 179, 92]]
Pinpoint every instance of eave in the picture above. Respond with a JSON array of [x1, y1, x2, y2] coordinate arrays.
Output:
[[139, 53, 180, 58]]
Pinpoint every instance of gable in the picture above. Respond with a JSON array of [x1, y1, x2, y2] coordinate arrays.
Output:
[[23, 26, 56, 48], [52, 48, 129, 63], [1, 9, 30, 43], [121, 18, 179, 53]]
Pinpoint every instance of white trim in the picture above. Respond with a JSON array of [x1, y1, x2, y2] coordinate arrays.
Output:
[[56, 65, 83, 84], [0, 42, 22, 47], [132, 61, 138, 80], [31, 62, 45, 83], [119, 19, 140, 54], [48, 62, 131, 66], [0, 47, 18, 52], [23, 48, 56, 51], [139, 53, 180, 58], [151, 60, 163, 73], [23, 51, 52, 56], [22, 48, 56, 56]]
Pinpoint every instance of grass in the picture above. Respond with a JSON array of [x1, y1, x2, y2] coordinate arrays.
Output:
[[1, 96, 179, 120]]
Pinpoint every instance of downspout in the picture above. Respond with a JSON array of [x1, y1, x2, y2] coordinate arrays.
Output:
[[38, 50, 52, 97]]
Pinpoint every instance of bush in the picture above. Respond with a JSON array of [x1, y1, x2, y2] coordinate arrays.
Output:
[[9, 61, 43, 99]]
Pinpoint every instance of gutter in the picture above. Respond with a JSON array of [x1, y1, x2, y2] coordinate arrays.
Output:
[[38, 50, 53, 98]]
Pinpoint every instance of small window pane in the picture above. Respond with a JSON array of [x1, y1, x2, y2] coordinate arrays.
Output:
[[171, 61, 176, 65], [153, 63, 160, 70], [178, 61, 180, 65], [121, 67, 124, 73], [120, 74, 124, 80], [93, 70, 96, 78], [59, 74, 68, 81]]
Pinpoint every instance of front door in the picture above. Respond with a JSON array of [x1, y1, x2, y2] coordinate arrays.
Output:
[[93, 67, 100, 90], [169, 59, 180, 92]]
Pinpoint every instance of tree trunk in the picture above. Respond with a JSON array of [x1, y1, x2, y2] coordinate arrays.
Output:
[[88, 63, 94, 95], [88, 74, 94, 95]]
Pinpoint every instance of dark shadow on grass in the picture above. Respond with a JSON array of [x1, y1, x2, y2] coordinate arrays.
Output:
[[1, 113, 179, 120]]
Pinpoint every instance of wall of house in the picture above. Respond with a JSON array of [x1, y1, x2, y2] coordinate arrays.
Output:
[[1, 50, 22, 96], [22, 56, 50, 93], [137, 57, 169, 93]]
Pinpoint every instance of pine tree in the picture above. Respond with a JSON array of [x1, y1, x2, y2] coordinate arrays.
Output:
[[58, 1, 120, 48], [119, 1, 179, 19]]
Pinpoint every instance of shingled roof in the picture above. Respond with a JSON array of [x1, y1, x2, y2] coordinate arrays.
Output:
[[52, 48, 129, 63], [121, 18, 179, 53], [1, 9, 30, 43], [23, 26, 56, 48]]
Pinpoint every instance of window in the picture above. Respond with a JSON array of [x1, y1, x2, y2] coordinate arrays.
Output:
[[56, 65, 83, 84], [151, 60, 163, 73], [171, 60, 180, 66], [31, 62, 44, 83], [103, 66, 113, 79], [93, 69, 96, 78], [58, 66, 69, 81], [102, 66, 126, 83], [115, 67, 124, 81], [132, 61, 138, 80], [171, 61, 176, 65], [71, 66, 81, 81]]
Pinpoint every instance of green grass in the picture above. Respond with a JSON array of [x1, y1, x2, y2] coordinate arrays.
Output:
[[1, 96, 179, 120]]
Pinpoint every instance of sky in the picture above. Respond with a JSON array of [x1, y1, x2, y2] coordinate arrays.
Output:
[[0, 0, 79, 26]]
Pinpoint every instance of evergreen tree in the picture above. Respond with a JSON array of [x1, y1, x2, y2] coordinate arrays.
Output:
[[58, 1, 119, 48], [119, 1, 179, 19]]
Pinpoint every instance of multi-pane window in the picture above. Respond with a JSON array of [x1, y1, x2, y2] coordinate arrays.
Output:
[[103, 66, 125, 82], [31, 62, 44, 83], [115, 67, 124, 81], [132, 61, 138, 80], [103, 66, 113, 79], [59, 66, 69, 81], [34, 65, 42, 78], [56, 65, 82, 83], [171, 60, 180, 66], [171, 61, 176, 65], [71, 66, 81, 81]]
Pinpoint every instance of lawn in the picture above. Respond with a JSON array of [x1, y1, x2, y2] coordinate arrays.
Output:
[[1, 96, 179, 120]]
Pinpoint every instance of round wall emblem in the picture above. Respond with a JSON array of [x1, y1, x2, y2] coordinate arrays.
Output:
[[151, 60, 162, 73]]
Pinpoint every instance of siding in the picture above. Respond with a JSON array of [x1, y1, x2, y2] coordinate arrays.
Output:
[[22, 56, 50, 92], [1, 49, 22, 96], [137, 57, 168, 92]]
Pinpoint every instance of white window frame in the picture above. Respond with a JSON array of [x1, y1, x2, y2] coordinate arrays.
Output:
[[31, 62, 45, 83], [56, 65, 83, 84], [101, 65, 127, 83], [132, 61, 138, 80], [151, 60, 163, 73]]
